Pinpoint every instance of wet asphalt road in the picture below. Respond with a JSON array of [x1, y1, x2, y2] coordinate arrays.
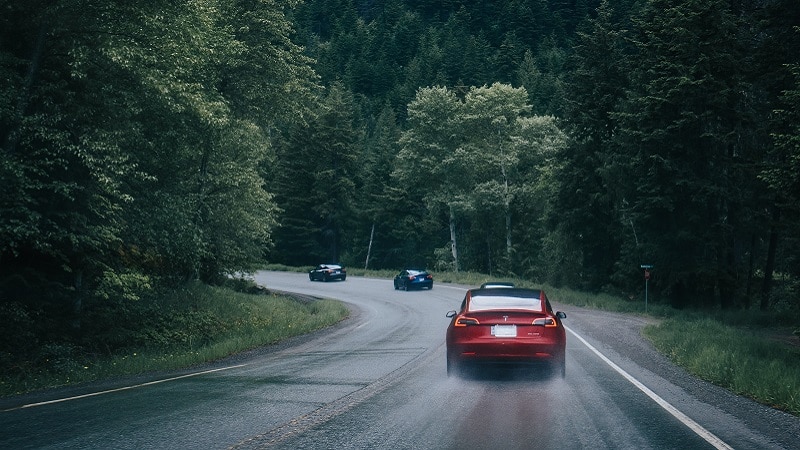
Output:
[[1, 271, 798, 449]]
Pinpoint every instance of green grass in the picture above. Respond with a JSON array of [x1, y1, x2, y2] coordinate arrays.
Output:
[[644, 318, 800, 415], [0, 281, 349, 397]]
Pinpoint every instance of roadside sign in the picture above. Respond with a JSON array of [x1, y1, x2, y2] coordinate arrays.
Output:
[[640, 264, 653, 313]]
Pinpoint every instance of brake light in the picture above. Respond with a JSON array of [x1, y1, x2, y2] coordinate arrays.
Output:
[[532, 317, 557, 327], [455, 316, 480, 326]]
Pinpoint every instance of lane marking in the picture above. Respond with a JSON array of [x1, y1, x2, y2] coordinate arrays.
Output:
[[2, 364, 248, 412], [566, 326, 733, 450]]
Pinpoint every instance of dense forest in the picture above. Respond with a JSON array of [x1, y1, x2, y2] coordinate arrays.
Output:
[[1, 0, 799, 359]]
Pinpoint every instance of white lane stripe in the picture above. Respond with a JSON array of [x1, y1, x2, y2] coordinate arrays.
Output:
[[2, 364, 248, 412], [566, 326, 733, 450]]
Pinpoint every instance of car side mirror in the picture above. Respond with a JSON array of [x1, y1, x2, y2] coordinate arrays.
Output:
[[446, 310, 457, 318], [556, 311, 567, 319]]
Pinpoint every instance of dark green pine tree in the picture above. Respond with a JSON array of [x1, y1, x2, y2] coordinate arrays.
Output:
[[554, 0, 628, 291], [747, 0, 800, 311], [613, 0, 745, 308], [269, 82, 359, 265]]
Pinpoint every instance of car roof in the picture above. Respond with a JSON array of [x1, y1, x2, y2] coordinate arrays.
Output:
[[467, 288, 544, 312], [480, 281, 515, 288], [320, 264, 342, 268]]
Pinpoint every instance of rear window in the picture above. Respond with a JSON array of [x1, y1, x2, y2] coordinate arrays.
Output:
[[468, 291, 542, 312]]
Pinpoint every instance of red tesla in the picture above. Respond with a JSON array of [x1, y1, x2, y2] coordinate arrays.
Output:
[[445, 287, 567, 378]]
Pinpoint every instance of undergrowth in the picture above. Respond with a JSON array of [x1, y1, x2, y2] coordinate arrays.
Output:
[[0, 280, 348, 397]]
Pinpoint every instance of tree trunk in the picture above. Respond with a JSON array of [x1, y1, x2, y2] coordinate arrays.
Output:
[[505, 209, 512, 262], [365, 222, 375, 270], [449, 204, 459, 272]]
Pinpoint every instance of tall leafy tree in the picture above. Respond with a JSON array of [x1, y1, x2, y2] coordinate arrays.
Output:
[[1, 1, 151, 328], [1, 0, 318, 335], [396, 86, 467, 271], [461, 83, 531, 270]]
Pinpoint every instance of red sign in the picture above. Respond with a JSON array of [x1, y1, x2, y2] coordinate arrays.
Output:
[[644, 269, 650, 280]]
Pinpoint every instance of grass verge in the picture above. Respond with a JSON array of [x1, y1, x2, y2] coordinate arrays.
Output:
[[643, 318, 800, 415], [0, 281, 349, 398]]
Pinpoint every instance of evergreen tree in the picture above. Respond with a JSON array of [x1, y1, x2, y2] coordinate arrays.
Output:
[[269, 82, 359, 265], [555, 0, 628, 290], [613, 0, 745, 308]]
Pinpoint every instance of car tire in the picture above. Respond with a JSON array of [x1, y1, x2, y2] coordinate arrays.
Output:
[[309, 274, 314, 281]]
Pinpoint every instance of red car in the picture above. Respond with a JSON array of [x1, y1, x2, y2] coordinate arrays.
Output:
[[445, 287, 567, 378]]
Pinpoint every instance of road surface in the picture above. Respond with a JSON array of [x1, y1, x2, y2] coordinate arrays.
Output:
[[1, 271, 797, 449]]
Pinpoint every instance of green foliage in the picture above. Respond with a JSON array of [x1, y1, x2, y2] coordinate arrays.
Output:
[[1, 0, 317, 341], [396, 83, 565, 274]]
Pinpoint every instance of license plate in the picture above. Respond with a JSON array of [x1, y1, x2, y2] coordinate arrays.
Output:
[[491, 325, 517, 337]]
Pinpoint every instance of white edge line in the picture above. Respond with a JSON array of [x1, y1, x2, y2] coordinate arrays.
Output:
[[3, 364, 248, 412], [566, 326, 733, 450]]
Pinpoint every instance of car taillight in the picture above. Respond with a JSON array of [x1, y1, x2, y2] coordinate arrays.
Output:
[[426, 275, 432, 279], [455, 316, 480, 326], [532, 317, 557, 327], [408, 276, 415, 280]]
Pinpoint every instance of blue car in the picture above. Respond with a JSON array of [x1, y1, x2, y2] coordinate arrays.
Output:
[[393, 269, 433, 291]]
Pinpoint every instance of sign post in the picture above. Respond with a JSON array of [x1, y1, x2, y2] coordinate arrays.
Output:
[[640, 264, 653, 313]]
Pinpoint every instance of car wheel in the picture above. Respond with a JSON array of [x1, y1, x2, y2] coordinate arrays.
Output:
[[394, 281, 399, 290], [341, 275, 346, 281], [309, 274, 314, 281]]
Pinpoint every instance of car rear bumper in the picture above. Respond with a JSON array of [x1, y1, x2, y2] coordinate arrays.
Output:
[[449, 341, 563, 362]]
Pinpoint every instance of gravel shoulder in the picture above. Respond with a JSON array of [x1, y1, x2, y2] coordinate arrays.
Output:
[[561, 303, 799, 449]]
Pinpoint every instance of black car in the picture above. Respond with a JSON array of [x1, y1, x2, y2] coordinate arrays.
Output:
[[393, 269, 433, 290], [309, 264, 347, 282]]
